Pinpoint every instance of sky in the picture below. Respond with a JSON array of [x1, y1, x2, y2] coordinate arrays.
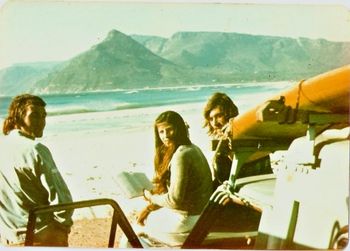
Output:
[[0, 0, 349, 70]]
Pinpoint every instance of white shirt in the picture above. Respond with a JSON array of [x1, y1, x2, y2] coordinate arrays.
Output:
[[0, 130, 73, 244]]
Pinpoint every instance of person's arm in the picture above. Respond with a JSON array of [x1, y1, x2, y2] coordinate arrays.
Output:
[[148, 147, 190, 209], [35, 143, 73, 228]]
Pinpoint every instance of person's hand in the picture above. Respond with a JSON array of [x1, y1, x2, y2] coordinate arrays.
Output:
[[136, 206, 151, 226], [225, 119, 234, 150], [210, 181, 233, 205], [136, 203, 161, 226]]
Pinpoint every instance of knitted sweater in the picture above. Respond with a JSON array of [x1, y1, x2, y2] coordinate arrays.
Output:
[[150, 144, 212, 215]]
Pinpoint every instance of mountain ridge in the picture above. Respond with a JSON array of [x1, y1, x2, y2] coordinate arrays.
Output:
[[32, 29, 194, 93], [1, 29, 349, 95]]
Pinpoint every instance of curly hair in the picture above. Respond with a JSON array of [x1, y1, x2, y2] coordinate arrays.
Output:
[[203, 92, 238, 135], [3, 94, 46, 135], [152, 111, 191, 194]]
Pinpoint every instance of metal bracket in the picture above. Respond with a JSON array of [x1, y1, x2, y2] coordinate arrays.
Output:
[[24, 198, 143, 248]]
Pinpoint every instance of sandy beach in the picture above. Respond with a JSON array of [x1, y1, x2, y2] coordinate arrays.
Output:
[[0, 86, 300, 248], [30, 102, 212, 220], [0, 96, 348, 249], [0, 103, 212, 247], [0, 95, 276, 219]]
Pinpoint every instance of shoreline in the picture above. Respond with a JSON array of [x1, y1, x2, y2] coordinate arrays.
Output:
[[0, 84, 295, 221], [0, 80, 294, 97]]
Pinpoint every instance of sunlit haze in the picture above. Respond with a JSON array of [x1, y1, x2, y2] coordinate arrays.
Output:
[[0, 0, 349, 69]]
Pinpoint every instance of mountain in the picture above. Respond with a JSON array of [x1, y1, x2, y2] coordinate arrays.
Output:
[[0, 62, 64, 95], [32, 30, 193, 93], [1, 30, 349, 95], [130, 34, 167, 55], [134, 32, 350, 81]]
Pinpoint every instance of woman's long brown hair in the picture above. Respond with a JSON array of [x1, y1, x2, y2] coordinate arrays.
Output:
[[152, 111, 191, 194]]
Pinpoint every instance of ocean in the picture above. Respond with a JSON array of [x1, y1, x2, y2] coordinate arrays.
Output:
[[0, 81, 294, 135], [0, 81, 296, 208]]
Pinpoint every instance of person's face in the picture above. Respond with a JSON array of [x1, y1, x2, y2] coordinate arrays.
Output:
[[157, 122, 175, 147], [209, 106, 227, 133], [19, 105, 46, 139]]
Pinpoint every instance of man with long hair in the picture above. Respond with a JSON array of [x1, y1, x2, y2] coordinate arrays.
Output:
[[0, 94, 73, 246], [203, 92, 239, 188]]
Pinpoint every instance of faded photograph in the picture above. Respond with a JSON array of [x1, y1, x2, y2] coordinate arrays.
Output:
[[0, 0, 349, 250]]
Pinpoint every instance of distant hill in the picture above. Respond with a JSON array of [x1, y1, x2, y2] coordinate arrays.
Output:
[[32, 30, 194, 93], [1, 30, 349, 95], [134, 32, 350, 81], [130, 34, 167, 55], [0, 62, 64, 95]]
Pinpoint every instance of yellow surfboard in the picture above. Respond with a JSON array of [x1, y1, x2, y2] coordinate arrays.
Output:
[[231, 65, 349, 142]]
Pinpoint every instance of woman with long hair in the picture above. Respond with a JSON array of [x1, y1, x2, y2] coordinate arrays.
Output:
[[133, 110, 212, 246]]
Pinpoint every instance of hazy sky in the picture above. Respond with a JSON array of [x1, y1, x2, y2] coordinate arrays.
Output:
[[0, 0, 349, 70]]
